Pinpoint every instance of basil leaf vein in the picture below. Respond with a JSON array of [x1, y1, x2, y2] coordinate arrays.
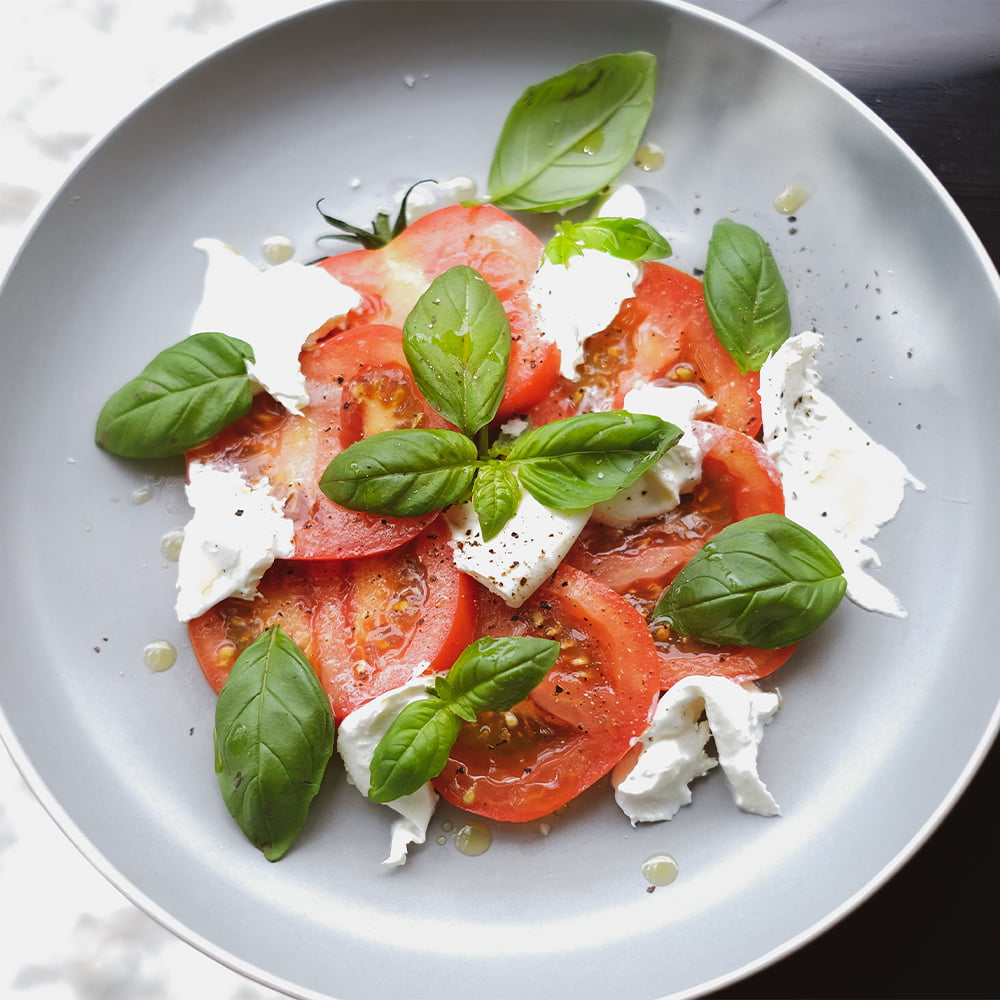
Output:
[[214, 626, 334, 861], [403, 265, 511, 436], [651, 513, 846, 648], [95, 332, 255, 458], [507, 411, 682, 509], [488, 51, 657, 212], [703, 218, 791, 374], [368, 636, 559, 803]]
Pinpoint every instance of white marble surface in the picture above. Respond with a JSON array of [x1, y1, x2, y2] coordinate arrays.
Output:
[[0, 5, 320, 997]]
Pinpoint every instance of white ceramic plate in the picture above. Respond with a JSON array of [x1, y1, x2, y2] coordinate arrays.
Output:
[[2, 2, 998, 998]]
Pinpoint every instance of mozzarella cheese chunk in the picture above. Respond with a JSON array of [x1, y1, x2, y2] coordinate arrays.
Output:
[[190, 238, 362, 415], [759, 331, 924, 616], [528, 249, 641, 381], [445, 486, 592, 608], [613, 676, 781, 824], [175, 461, 294, 623], [336, 676, 439, 868], [593, 382, 716, 526]]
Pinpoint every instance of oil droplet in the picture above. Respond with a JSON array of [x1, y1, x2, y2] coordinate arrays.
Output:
[[130, 484, 154, 505], [454, 822, 492, 857], [435, 835, 447, 846], [572, 127, 605, 155], [143, 639, 177, 673], [773, 181, 813, 215], [159, 527, 185, 562], [261, 234, 295, 265], [634, 142, 665, 172], [642, 852, 679, 887]]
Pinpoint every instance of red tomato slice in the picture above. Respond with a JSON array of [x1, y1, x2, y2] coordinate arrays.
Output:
[[527, 261, 762, 435], [188, 520, 477, 721], [316, 204, 559, 419], [187, 324, 449, 560], [432, 565, 660, 823], [565, 422, 795, 689]]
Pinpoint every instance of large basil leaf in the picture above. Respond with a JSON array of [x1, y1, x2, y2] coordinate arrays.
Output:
[[368, 636, 559, 803], [319, 428, 478, 516], [543, 216, 672, 265], [507, 410, 681, 509], [488, 52, 657, 212], [95, 332, 255, 458], [472, 462, 522, 541], [214, 626, 334, 861], [651, 513, 846, 648], [703, 218, 791, 374], [403, 265, 511, 437]]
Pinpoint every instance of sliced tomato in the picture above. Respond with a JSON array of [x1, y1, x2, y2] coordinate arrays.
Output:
[[188, 519, 477, 721], [527, 261, 762, 435], [187, 324, 450, 560], [565, 422, 794, 689], [316, 204, 559, 419], [432, 564, 660, 823]]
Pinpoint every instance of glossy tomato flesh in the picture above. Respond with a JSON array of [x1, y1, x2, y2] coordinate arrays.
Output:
[[432, 565, 660, 823], [565, 422, 796, 690], [187, 324, 449, 560], [188, 519, 477, 721], [527, 261, 763, 436], [317, 204, 560, 419]]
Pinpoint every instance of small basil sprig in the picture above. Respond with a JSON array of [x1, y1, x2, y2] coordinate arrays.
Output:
[[319, 265, 681, 539], [369, 636, 559, 803], [488, 52, 657, 212], [543, 217, 672, 265], [703, 218, 791, 374], [651, 513, 846, 649], [95, 332, 255, 458], [214, 626, 334, 861]]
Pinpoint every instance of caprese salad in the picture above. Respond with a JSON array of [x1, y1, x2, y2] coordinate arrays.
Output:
[[95, 52, 920, 865]]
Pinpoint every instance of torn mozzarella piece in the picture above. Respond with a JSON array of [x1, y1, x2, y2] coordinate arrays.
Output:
[[445, 486, 592, 608], [175, 461, 294, 623], [190, 238, 362, 414], [336, 676, 439, 868], [759, 331, 924, 616], [592, 382, 716, 526], [613, 676, 781, 824], [528, 249, 641, 381]]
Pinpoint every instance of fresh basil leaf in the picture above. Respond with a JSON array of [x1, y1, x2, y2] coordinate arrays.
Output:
[[703, 218, 791, 374], [472, 462, 522, 541], [651, 513, 847, 648], [543, 217, 672, 265], [319, 428, 478, 517], [403, 265, 511, 436], [488, 52, 657, 212], [368, 696, 461, 804], [367, 636, 559, 803], [507, 410, 681, 509], [214, 626, 334, 861], [95, 332, 255, 458], [446, 636, 560, 723]]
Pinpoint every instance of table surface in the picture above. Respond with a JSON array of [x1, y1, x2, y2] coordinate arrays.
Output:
[[1, 3, 997, 999]]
